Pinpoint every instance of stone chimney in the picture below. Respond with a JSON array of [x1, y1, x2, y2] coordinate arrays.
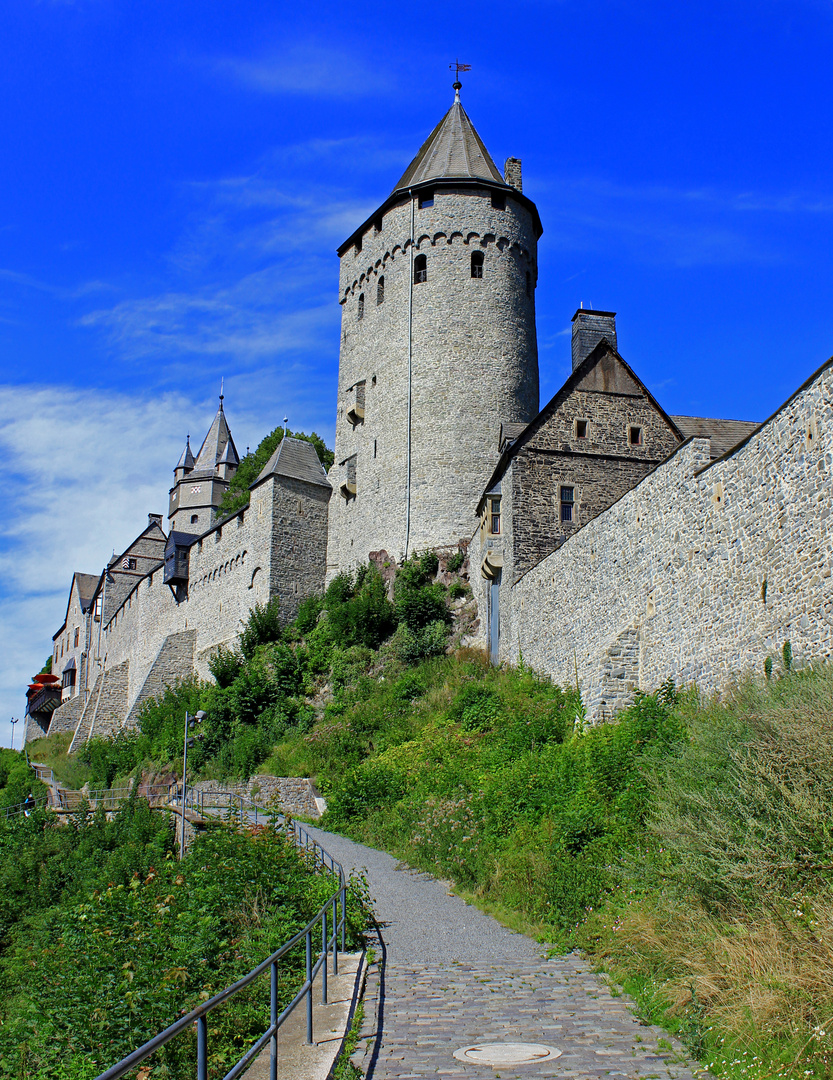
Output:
[[503, 157, 522, 191], [571, 309, 617, 371], [148, 513, 163, 528]]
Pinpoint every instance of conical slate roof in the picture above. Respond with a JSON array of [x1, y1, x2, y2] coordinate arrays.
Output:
[[176, 436, 195, 472], [192, 399, 238, 476], [393, 100, 506, 193], [254, 437, 331, 489]]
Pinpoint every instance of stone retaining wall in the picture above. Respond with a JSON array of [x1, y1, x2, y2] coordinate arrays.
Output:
[[191, 775, 325, 819]]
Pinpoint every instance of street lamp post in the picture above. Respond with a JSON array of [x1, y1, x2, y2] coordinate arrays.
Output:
[[10, 718, 19, 752], [180, 710, 206, 860]]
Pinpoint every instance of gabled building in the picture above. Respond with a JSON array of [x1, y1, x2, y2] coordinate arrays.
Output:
[[473, 309, 761, 663]]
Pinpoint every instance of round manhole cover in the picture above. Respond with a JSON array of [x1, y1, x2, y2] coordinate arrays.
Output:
[[453, 1042, 562, 1066]]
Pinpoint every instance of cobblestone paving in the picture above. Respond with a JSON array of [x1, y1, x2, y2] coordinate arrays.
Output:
[[303, 825, 712, 1080]]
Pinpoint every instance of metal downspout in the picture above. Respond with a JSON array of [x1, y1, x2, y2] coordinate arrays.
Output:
[[405, 189, 414, 560]]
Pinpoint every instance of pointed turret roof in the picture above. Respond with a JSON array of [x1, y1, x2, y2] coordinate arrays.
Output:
[[192, 395, 239, 476], [392, 99, 506, 193], [253, 437, 331, 490], [176, 436, 195, 472], [337, 87, 542, 256], [218, 437, 239, 468]]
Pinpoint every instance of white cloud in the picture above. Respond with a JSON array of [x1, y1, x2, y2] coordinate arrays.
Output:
[[210, 42, 391, 99], [0, 368, 338, 749]]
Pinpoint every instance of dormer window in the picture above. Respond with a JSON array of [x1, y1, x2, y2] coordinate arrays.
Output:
[[575, 419, 588, 439], [418, 192, 434, 209], [414, 254, 427, 284], [471, 251, 484, 279], [629, 426, 643, 447]]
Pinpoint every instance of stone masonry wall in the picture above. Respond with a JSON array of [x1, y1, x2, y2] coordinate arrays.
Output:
[[327, 186, 539, 579], [124, 630, 197, 728], [507, 359, 833, 715], [62, 470, 331, 746], [191, 776, 324, 819], [92, 482, 274, 722], [69, 660, 130, 750], [48, 692, 88, 736], [268, 475, 330, 622]]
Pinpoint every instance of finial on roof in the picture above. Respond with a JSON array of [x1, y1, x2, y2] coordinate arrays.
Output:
[[449, 59, 471, 103], [219, 377, 224, 408]]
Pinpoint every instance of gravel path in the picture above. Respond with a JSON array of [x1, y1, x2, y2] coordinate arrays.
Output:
[[303, 824, 713, 1079]]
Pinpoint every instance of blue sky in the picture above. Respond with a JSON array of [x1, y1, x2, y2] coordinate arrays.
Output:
[[2, 0, 833, 745]]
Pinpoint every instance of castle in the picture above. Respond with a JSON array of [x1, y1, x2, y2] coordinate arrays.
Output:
[[25, 85, 833, 745]]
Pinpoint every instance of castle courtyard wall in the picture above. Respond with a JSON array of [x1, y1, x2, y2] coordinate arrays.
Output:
[[506, 359, 833, 714]]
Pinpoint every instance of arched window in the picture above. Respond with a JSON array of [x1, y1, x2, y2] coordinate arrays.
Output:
[[414, 254, 427, 284], [357, 292, 364, 320], [377, 276, 385, 305], [471, 251, 484, 279]]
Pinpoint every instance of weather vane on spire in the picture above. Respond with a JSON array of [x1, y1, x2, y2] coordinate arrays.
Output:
[[449, 59, 471, 101], [219, 376, 224, 403]]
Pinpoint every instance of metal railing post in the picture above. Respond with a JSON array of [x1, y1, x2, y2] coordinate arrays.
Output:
[[197, 1014, 208, 1080], [332, 896, 339, 975], [270, 959, 278, 1080], [305, 931, 313, 1044], [341, 884, 346, 953], [321, 910, 328, 1004]]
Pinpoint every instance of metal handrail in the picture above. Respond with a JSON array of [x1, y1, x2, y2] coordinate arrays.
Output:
[[94, 809, 348, 1080]]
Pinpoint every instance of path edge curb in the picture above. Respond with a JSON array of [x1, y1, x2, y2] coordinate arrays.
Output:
[[348, 927, 384, 1075]]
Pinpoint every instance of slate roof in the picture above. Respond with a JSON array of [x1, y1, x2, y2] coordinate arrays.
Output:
[[671, 416, 760, 459], [254, 437, 331, 490], [176, 436, 195, 471], [393, 100, 506, 192], [75, 572, 100, 612], [193, 399, 239, 475], [166, 531, 201, 550], [499, 422, 527, 451]]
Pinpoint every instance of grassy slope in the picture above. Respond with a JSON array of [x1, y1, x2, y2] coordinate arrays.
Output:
[[22, 558, 833, 1080]]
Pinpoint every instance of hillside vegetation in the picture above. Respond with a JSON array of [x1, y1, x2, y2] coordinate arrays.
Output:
[[0, 794, 366, 1079], [25, 556, 833, 1080]]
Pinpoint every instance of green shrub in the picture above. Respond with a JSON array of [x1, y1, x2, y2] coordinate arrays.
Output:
[[448, 683, 503, 731], [448, 580, 468, 600], [446, 549, 465, 573], [239, 598, 284, 659], [326, 566, 396, 649], [294, 594, 324, 634], [395, 583, 450, 631], [208, 646, 243, 688], [394, 620, 450, 663]]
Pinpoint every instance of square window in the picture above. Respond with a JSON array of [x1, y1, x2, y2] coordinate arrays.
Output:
[[560, 486, 574, 523], [575, 419, 588, 439], [491, 192, 506, 210], [629, 426, 643, 447], [418, 192, 434, 209]]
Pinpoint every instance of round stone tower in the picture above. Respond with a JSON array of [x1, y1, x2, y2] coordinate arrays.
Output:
[[326, 84, 542, 576]]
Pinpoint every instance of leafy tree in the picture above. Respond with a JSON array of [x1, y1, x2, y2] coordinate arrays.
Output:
[[216, 425, 334, 517]]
